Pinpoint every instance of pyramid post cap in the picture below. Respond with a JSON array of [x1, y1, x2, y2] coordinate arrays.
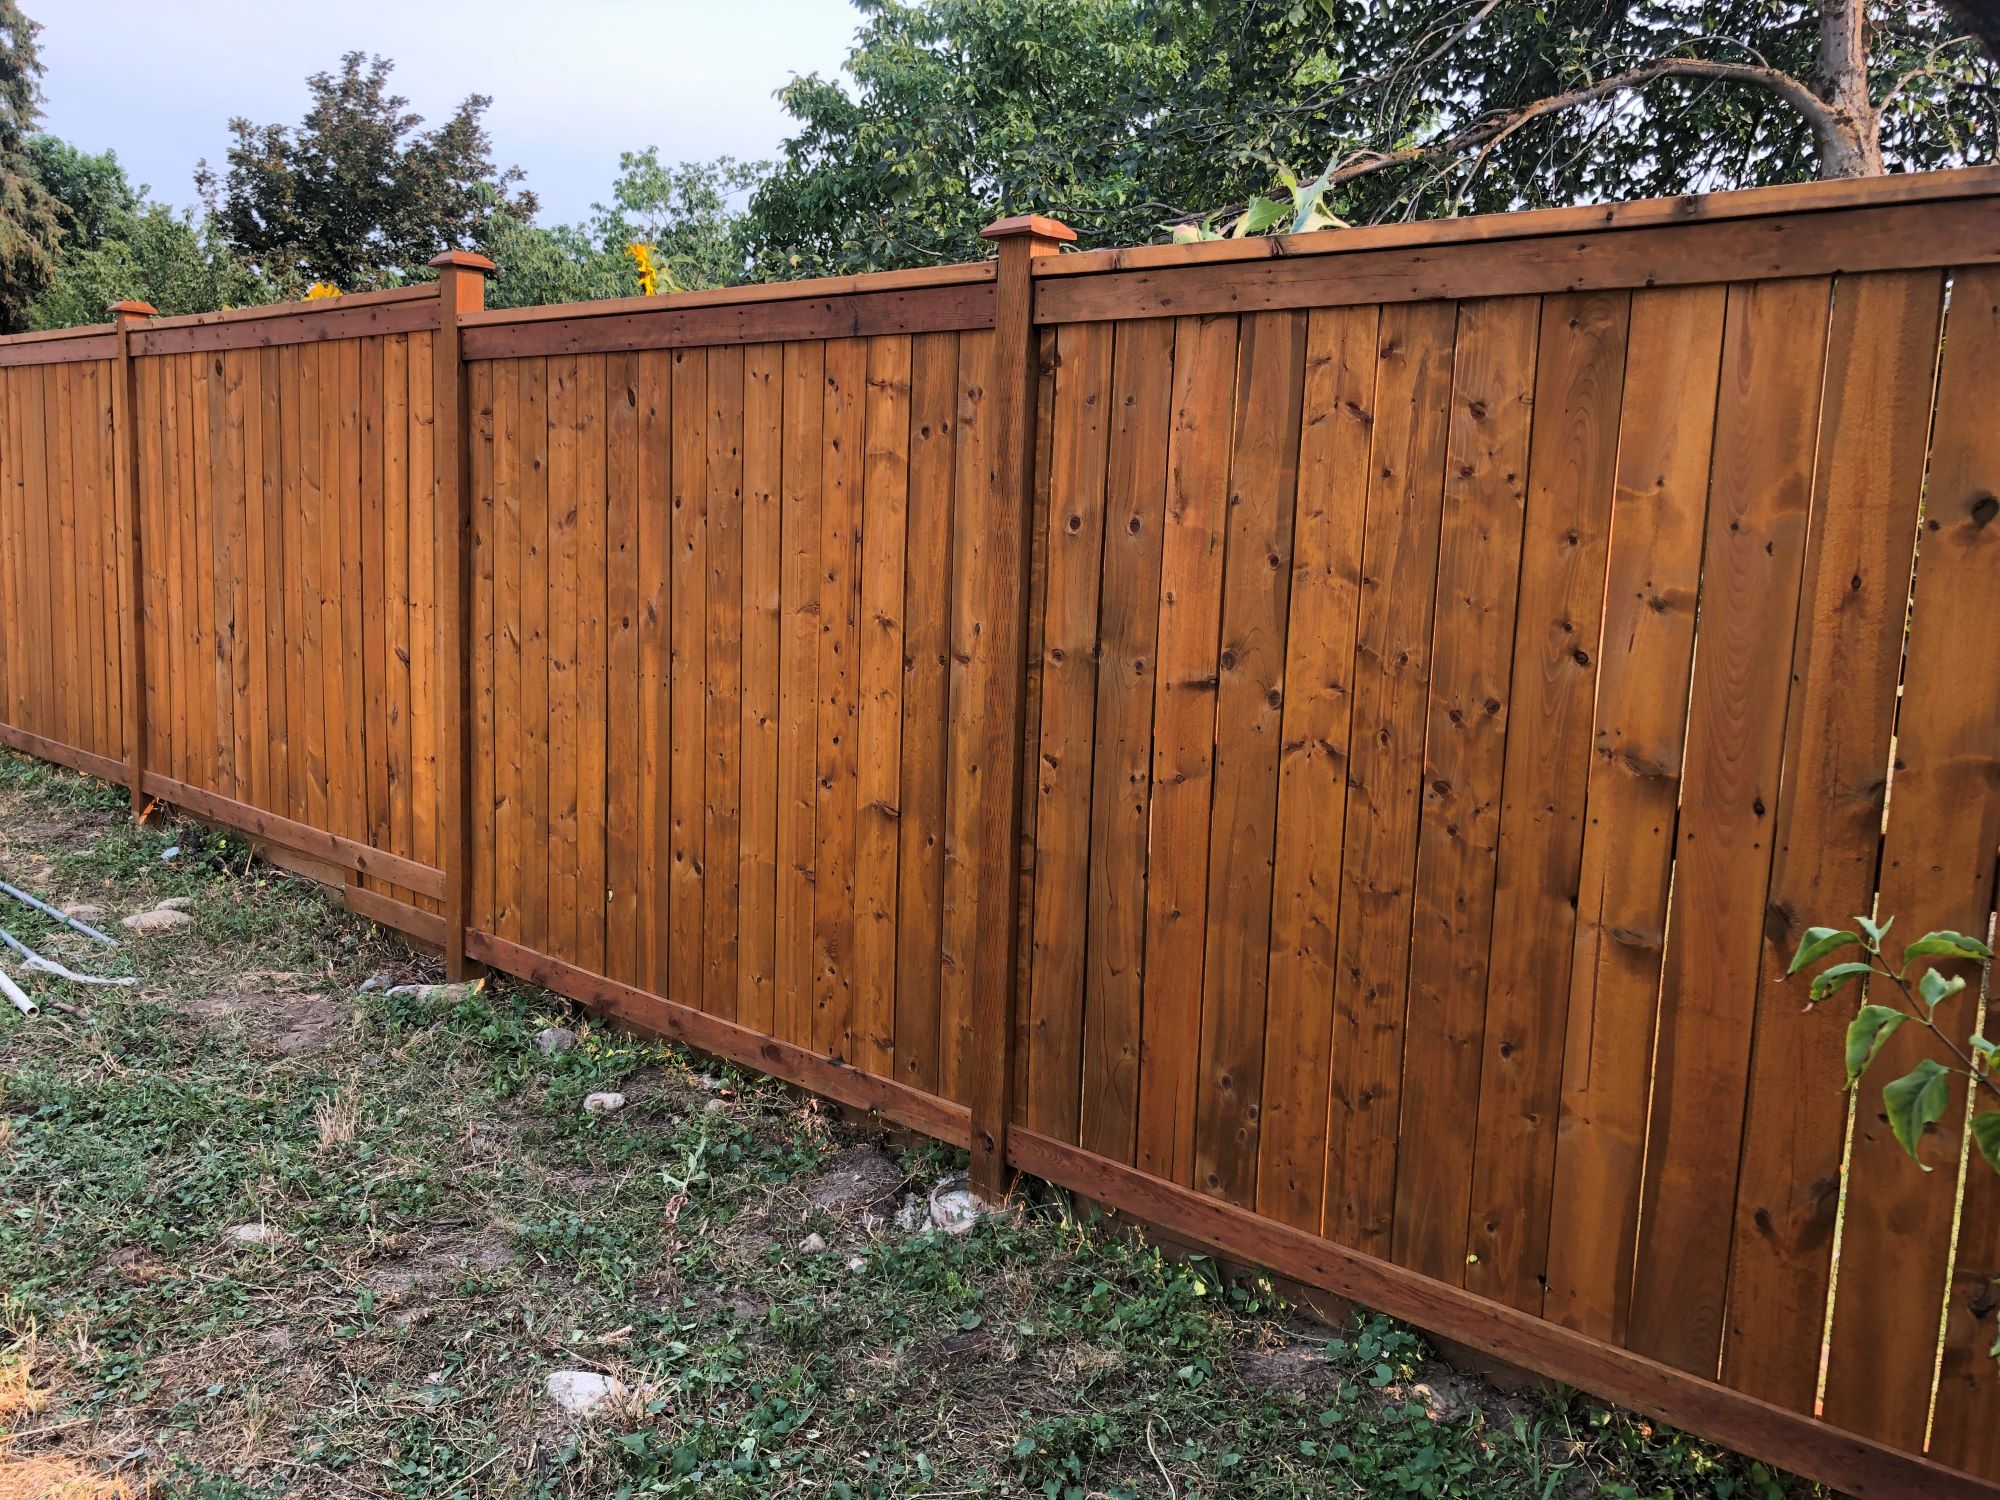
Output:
[[428, 250, 497, 273], [979, 214, 1077, 244], [109, 299, 158, 318]]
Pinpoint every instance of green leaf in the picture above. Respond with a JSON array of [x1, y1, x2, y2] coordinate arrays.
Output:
[[1844, 1005, 1908, 1088], [1808, 961, 1875, 1006], [1903, 931, 1994, 965], [1882, 1059, 1954, 1167], [1234, 196, 1289, 236], [1972, 1113, 2000, 1176], [1856, 913, 1895, 951], [1917, 967, 1968, 1013], [1788, 926, 1858, 975], [1973, 1036, 1997, 1075]]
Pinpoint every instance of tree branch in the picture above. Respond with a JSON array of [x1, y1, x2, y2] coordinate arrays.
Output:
[[1319, 55, 1839, 193]]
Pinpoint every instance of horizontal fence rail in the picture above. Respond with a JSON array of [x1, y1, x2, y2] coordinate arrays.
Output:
[[1, 168, 1998, 1500]]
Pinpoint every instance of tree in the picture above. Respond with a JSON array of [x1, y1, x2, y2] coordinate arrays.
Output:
[[737, 0, 1333, 277], [0, 2, 59, 331], [482, 152, 764, 310], [26, 142, 270, 329], [1194, 0, 2000, 234], [197, 52, 536, 290]]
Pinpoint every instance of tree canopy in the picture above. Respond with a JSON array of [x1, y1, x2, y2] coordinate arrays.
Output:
[[195, 51, 535, 289], [9, 2, 1999, 324]]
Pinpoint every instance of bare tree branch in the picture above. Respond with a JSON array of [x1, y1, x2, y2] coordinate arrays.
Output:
[[1317, 54, 1848, 193]]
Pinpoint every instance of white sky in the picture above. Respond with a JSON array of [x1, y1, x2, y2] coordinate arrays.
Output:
[[35, 0, 864, 224]]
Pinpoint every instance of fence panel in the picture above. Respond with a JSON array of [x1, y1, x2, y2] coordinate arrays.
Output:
[[2, 168, 1999, 1500], [0, 343, 124, 776]]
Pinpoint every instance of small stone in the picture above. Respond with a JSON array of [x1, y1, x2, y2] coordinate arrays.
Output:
[[224, 1223, 275, 1245], [583, 1091, 626, 1115], [62, 903, 107, 921], [702, 1097, 728, 1116], [545, 1369, 626, 1419], [846, 1255, 867, 1273], [797, 1232, 827, 1255], [535, 1027, 577, 1056], [122, 907, 192, 933], [155, 896, 197, 912], [696, 1074, 725, 1092]]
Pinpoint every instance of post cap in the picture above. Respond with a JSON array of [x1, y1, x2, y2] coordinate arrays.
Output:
[[109, 299, 158, 318], [979, 213, 1077, 244], [428, 250, 497, 273]]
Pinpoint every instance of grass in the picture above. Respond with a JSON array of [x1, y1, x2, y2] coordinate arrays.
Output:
[[0, 749, 1809, 1499]]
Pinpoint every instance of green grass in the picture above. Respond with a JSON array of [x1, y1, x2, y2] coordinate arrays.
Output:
[[0, 749, 1806, 1498]]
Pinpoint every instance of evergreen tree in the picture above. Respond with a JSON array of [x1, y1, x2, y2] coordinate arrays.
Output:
[[0, 2, 59, 330]]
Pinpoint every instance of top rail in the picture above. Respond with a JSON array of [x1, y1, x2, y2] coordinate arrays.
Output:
[[1034, 161, 2000, 277]]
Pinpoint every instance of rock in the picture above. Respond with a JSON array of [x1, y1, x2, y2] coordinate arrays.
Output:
[[894, 1193, 928, 1233], [846, 1255, 867, 1272], [697, 1074, 726, 1092], [545, 1369, 626, 1419], [224, 1223, 275, 1245], [927, 1177, 994, 1236], [583, 1091, 626, 1115], [798, 1232, 827, 1254], [122, 907, 192, 933], [702, 1097, 728, 1116], [155, 896, 197, 912], [62, 903, 107, 920], [535, 1027, 577, 1056]]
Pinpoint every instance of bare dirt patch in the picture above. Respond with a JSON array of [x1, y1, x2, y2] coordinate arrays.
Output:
[[181, 973, 351, 1055]]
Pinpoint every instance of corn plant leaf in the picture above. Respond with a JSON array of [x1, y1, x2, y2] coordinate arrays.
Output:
[[1882, 1058, 1953, 1167], [1788, 926, 1858, 975], [1845, 1005, 1908, 1088]]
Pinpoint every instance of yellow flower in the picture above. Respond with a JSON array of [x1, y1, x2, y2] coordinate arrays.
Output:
[[625, 242, 659, 298], [304, 282, 341, 300]]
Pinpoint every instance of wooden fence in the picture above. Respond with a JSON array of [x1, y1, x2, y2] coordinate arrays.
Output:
[[2, 168, 1998, 1499]]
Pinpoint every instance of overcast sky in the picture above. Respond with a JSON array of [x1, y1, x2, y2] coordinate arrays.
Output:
[[36, 1, 863, 225]]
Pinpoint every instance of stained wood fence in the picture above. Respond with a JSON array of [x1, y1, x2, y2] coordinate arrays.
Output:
[[3, 169, 1999, 1500]]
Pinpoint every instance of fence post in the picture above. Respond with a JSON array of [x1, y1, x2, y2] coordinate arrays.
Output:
[[429, 250, 494, 980], [109, 298, 157, 818], [968, 213, 1074, 1200]]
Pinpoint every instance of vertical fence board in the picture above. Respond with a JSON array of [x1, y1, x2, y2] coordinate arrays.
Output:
[[1719, 270, 1942, 1406], [669, 349, 708, 1005], [814, 338, 865, 1056], [1077, 318, 1173, 1167], [777, 340, 823, 1051], [1253, 305, 1375, 1230], [894, 332, 958, 1095], [1823, 263, 2000, 1455], [1193, 310, 1306, 1207], [1133, 314, 1238, 1185], [1322, 299, 1455, 1254], [1462, 290, 1630, 1308], [738, 344, 783, 1034], [1628, 277, 1831, 1375], [1390, 295, 1538, 1281], [603, 351, 642, 983], [704, 344, 745, 1020], [1538, 284, 1725, 1341], [1027, 319, 1114, 1141], [855, 334, 911, 1077]]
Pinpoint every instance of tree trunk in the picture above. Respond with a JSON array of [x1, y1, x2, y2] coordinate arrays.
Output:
[[1815, 0, 1886, 177]]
